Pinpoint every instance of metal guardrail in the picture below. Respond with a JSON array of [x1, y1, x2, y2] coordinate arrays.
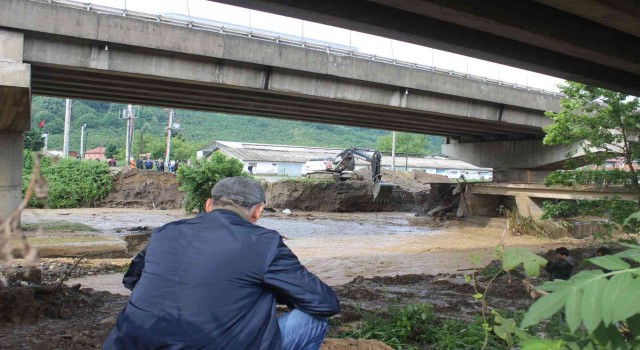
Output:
[[33, 0, 561, 97]]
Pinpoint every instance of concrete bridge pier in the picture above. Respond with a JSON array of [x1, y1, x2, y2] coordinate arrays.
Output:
[[0, 29, 31, 222], [443, 139, 580, 219]]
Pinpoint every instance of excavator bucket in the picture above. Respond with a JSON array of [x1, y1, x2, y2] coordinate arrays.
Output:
[[373, 183, 394, 203]]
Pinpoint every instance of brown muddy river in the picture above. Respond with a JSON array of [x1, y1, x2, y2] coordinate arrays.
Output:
[[23, 208, 578, 294]]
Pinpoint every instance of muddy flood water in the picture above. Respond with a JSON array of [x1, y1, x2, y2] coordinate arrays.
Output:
[[22, 208, 580, 293]]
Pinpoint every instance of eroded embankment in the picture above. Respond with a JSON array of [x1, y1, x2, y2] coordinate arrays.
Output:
[[264, 180, 420, 212], [100, 169, 183, 210]]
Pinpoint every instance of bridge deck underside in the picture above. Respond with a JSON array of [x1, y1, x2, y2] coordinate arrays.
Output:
[[31, 65, 545, 139]]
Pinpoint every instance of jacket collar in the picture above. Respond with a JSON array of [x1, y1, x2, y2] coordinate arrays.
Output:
[[212, 206, 250, 222]]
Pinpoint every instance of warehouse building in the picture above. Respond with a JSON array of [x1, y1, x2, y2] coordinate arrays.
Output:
[[197, 141, 490, 177]]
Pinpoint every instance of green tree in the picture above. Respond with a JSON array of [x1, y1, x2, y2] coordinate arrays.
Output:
[[376, 132, 430, 155], [23, 129, 45, 151], [542, 82, 640, 237], [176, 152, 245, 212], [105, 144, 118, 158]]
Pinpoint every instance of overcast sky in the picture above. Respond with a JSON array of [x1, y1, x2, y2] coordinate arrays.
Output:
[[87, 0, 563, 92]]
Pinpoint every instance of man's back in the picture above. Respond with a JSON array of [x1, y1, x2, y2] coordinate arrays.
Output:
[[107, 210, 339, 349]]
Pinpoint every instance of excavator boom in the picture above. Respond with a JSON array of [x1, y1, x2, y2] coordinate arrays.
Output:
[[332, 148, 393, 202]]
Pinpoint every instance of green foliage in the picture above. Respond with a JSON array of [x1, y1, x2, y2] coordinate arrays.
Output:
[[542, 82, 640, 239], [176, 152, 245, 212], [432, 317, 507, 350], [544, 170, 633, 188], [105, 144, 118, 158], [24, 129, 45, 151], [541, 198, 640, 238], [543, 82, 640, 168], [502, 247, 548, 277], [342, 304, 437, 349], [375, 132, 431, 155], [23, 154, 112, 208], [498, 244, 640, 349], [343, 304, 509, 349]]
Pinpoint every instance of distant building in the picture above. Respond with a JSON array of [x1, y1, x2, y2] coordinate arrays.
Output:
[[582, 158, 639, 171], [84, 147, 106, 161], [197, 141, 490, 177]]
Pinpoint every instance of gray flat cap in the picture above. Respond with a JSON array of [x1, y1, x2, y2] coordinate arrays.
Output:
[[211, 177, 265, 207]]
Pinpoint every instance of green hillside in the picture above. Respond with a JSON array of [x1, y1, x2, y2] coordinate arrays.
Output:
[[30, 96, 443, 155]]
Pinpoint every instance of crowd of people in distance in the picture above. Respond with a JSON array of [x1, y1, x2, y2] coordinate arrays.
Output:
[[105, 156, 189, 174], [131, 158, 189, 173]]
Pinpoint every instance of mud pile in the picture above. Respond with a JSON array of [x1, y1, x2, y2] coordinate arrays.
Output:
[[264, 180, 413, 212], [101, 168, 183, 209], [334, 272, 533, 322]]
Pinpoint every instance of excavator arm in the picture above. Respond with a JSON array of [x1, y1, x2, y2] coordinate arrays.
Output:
[[332, 148, 392, 202]]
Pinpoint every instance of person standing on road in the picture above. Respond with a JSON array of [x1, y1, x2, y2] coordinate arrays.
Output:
[[248, 164, 254, 175], [103, 177, 339, 350]]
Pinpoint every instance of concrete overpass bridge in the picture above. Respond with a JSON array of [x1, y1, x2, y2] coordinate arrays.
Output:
[[1, 0, 570, 219], [0, 0, 559, 139]]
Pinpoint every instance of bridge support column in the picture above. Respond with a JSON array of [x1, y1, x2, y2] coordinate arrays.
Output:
[[0, 29, 31, 222], [514, 196, 545, 220], [0, 132, 25, 221], [459, 193, 501, 217]]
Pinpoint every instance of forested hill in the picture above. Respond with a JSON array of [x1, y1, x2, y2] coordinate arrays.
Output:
[[30, 96, 443, 154]]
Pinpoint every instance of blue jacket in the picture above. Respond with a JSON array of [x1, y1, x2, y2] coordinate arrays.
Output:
[[104, 209, 340, 350]]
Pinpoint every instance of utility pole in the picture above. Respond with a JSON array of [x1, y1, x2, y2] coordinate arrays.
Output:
[[123, 108, 130, 162], [80, 124, 87, 159], [63, 99, 72, 157], [391, 131, 396, 170], [165, 109, 174, 168], [127, 104, 135, 161], [122, 105, 137, 162]]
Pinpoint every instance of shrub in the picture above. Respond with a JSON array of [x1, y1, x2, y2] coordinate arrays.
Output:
[[342, 303, 510, 349], [23, 153, 112, 208], [342, 304, 436, 349], [176, 153, 245, 212], [433, 318, 506, 350]]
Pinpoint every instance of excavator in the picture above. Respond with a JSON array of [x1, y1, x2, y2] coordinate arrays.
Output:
[[305, 148, 394, 202]]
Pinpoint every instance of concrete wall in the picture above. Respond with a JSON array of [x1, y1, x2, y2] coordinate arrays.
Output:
[[442, 139, 578, 169]]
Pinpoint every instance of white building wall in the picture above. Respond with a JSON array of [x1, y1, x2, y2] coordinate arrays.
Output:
[[245, 161, 279, 175]]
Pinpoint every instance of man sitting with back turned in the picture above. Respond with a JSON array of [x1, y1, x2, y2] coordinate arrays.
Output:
[[103, 177, 340, 350]]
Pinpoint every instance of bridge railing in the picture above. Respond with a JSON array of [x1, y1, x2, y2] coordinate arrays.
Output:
[[33, 0, 560, 97]]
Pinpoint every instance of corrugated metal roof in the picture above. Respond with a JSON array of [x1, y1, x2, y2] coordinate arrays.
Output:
[[205, 141, 489, 170]]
